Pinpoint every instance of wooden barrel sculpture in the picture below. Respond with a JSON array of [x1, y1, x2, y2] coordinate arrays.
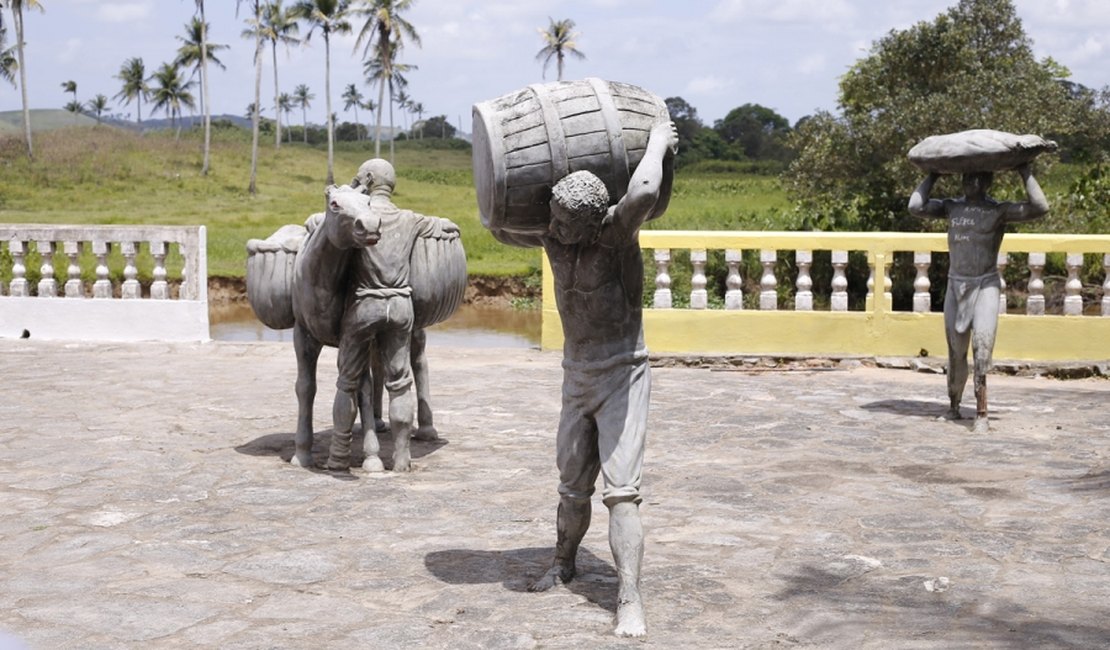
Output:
[[410, 230, 467, 330], [472, 77, 671, 246], [245, 223, 306, 330]]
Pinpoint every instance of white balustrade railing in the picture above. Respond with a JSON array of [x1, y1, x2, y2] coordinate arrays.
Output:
[[541, 230, 1110, 361], [1, 225, 208, 341]]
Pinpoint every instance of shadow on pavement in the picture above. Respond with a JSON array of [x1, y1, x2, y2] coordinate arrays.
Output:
[[770, 564, 1110, 648], [425, 546, 619, 613], [234, 427, 448, 471], [859, 399, 948, 418]]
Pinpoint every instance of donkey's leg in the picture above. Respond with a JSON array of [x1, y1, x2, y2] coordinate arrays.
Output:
[[411, 329, 438, 442], [292, 323, 321, 468]]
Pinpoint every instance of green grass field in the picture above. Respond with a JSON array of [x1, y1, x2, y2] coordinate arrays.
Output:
[[0, 121, 793, 280]]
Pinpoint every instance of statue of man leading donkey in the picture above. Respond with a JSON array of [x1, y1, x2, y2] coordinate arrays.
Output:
[[246, 157, 466, 473]]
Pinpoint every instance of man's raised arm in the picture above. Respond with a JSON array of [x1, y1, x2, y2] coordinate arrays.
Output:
[[605, 121, 679, 241], [1003, 164, 1049, 223], [908, 173, 947, 219]]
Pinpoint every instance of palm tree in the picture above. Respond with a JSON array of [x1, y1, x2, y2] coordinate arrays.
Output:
[[150, 62, 196, 140], [393, 87, 409, 133], [360, 97, 376, 140], [177, 8, 227, 174], [63, 100, 81, 116], [0, 35, 15, 88], [278, 91, 294, 142], [113, 57, 149, 128], [86, 94, 109, 124], [255, 1, 300, 149], [0, 22, 17, 88], [61, 79, 77, 122], [291, 0, 351, 185], [238, 0, 264, 194], [364, 47, 413, 161], [341, 82, 363, 140], [352, 0, 419, 158], [411, 100, 423, 139], [7, 0, 45, 160], [292, 83, 313, 143], [536, 17, 585, 81]]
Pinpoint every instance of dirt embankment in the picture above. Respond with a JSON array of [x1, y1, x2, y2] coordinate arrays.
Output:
[[207, 275, 539, 308]]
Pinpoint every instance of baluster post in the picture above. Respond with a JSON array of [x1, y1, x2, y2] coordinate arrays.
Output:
[[759, 249, 778, 310], [652, 249, 672, 309], [1063, 253, 1083, 316], [1026, 252, 1045, 315], [121, 241, 141, 299], [795, 250, 813, 311], [831, 250, 849, 312], [1103, 254, 1110, 317], [9, 239, 29, 297], [64, 241, 84, 298], [724, 249, 743, 310], [150, 241, 169, 300], [690, 249, 708, 309], [997, 252, 1009, 315], [36, 240, 57, 297], [92, 240, 112, 299], [913, 251, 931, 313]]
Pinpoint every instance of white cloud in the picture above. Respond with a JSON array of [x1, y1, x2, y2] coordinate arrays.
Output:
[[685, 75, 735, 95], [96, 2, 151, 24], [56, 38, 83, 65], [796, 53, 826, 75], [711, 0, 856, 24]]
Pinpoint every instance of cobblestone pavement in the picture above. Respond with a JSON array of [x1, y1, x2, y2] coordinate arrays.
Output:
[[1, 340, 1108, 649]]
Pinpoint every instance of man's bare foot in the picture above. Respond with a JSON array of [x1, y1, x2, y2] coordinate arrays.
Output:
[[614, 597, 646, 637], [528, 564, 574, 592]]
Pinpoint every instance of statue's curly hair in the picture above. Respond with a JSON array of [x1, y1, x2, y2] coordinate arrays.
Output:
[[551, 171, 610, 222]]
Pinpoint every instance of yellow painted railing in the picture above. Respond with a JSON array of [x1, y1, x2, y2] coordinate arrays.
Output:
[[541, 231, 1110, 362]]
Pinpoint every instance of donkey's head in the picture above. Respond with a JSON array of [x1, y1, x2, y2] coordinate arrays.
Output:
[[323, 184, 381, 249]]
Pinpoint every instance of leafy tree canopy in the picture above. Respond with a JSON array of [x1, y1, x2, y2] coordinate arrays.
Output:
[[784, 0, 1083, 232], [714, 103, 792, 162]]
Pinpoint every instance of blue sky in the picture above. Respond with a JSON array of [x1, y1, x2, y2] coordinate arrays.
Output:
[[2, 0, 1108, 133]]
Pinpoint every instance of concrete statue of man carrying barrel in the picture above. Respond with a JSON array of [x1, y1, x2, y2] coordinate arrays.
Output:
[[473, 78, 678, 637], [908, 129, 1053, 433]]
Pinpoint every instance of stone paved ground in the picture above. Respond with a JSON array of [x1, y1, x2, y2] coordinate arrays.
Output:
[[0, 340, 1108, 649]]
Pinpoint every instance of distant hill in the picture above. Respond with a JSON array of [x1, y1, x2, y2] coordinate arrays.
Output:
[[0, 109, 102, 132], [0, 109, 255, 133], [0, 109, 464, 140]]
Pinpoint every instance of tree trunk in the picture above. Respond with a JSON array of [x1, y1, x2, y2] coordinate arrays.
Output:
[[249, 5, 262, 196], [14, 8, 32, 160], [375, 78, 385, 158], [272, 42, 281, 149], [302, 105, 308, 144], [388, 79, 395, 162], [324, 32, 334, 185], [200, 1, 211, 175]]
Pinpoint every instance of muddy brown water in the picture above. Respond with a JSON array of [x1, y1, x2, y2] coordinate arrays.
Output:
[[209, 302, 542, 348]]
